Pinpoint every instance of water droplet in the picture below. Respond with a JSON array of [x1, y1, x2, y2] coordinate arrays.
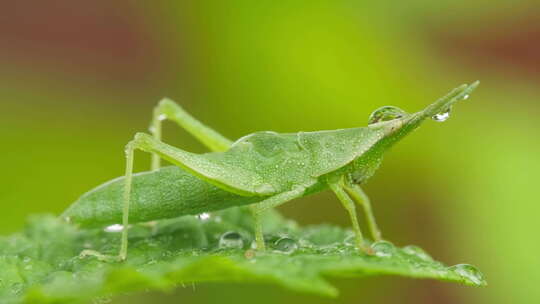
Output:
[[274, 237, 298, 254], [158, 114, 167, 121], [104, 224, 124, 233], [219, 231, 244, 249], [432, 108, 451, 122], [368, 106, 408, 125], [463, 94, 469, 100], [255, 183, 275, 194], [403, 245, 433, 261], [64, 216, 72, 223], [448, 264, 485, 285], [197, 213, 211, 221], [371, 240, 396, 257]]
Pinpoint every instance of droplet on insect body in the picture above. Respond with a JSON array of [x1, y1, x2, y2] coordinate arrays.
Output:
[[197, 213, 211, 221], [219, 231, 244, 249], [463, 94, 469, 100], [368, 106, 408, 125], [432, 108, 451, 122], [371, 240, 396, 257], [104, 224, 124, 233], [448, 264, 485, 285], [403, 245, 433, 261], [274, 237, 298, 254]]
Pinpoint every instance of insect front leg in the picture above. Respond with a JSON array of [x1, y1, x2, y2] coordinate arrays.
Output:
[[250, 186, 307, 250], [151, 98, 233, 170], [119, 140, 136, 260], [344, 183, 382, 242], [78, 139, 137, 262], [329, 180, 370, 254]]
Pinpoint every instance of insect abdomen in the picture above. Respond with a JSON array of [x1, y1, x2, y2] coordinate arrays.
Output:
[[62, 166, 262, 228]]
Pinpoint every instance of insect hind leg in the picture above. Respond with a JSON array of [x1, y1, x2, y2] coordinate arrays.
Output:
[[150, 98, 233, 170]]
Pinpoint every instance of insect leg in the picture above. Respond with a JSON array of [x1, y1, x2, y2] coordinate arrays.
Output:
[[81, 138, 137, 262], [250, 187, 306, 250], [329, 182, 369, 253], [249, 206, 265, 251], [119, 140, 136, 260], [150, 98, 233, 170], [344, 184, 382, 242], [118, 132, 265, 259]]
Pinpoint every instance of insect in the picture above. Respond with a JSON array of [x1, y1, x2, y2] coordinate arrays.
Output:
[[62, 82, 479, 261]]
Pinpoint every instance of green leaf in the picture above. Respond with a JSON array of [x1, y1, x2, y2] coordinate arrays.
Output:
[[0, 208, 485, 303]]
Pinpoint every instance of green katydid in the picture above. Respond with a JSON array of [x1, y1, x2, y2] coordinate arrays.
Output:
[[62, 82, 479, 261]]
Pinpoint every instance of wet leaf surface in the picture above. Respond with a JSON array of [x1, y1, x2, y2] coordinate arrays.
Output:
[[0, 208, 485, 303]]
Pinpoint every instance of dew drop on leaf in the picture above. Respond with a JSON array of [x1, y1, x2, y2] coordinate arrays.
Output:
[[274, 237, 298, 254], [219, 231, 244, 249], [448, 264, 485, 286], [463, 94, 470, 100], [371, 240, 396, 257], [432, 108, 451, 122], [402, 245, 433, 261], [104, 224, 124, 233], [197, 213, 211, 221]]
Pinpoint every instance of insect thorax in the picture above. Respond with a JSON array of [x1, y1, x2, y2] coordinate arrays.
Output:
[[348, 151, 384, 185]]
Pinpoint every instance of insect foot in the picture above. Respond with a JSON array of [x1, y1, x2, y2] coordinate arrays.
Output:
[[363, 246, 376, 256]]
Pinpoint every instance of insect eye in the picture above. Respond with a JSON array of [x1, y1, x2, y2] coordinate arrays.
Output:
[[368, 106, 408, 125]]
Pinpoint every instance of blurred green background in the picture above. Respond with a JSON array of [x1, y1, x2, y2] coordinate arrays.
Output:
[[1, 1, 539, 303]]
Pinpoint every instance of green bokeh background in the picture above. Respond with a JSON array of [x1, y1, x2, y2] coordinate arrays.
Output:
[[1, 1, 538, 303]]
